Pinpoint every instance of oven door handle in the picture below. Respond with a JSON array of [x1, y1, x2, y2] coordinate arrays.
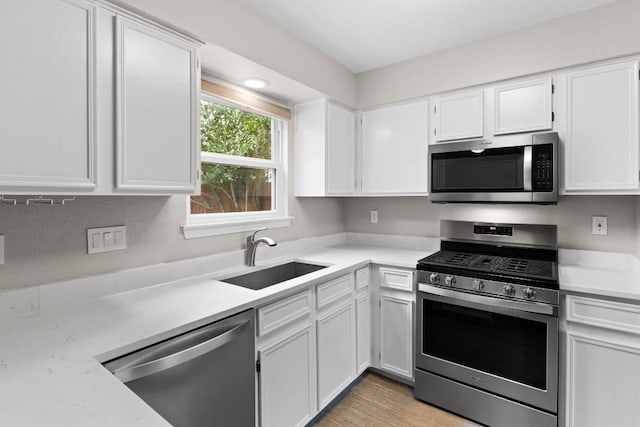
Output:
[[418, 283, 557, 316]]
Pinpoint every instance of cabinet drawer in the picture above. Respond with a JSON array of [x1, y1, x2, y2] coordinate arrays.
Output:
[[379, 267, 414, 292], [567, 295, 640, 335], [258, 290, 312, 337], [317, 274, 353, 309], [356, 267, 370, 290]]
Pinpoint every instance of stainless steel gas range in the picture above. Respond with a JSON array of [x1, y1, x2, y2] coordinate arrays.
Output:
[[414, 220, 559, 427]]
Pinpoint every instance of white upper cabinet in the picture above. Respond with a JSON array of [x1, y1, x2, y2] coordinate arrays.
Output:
[[563, 61, 639, 192], [115, 16, 200, 194], [0, 1, 201, 195], [294, 99, 355, 196], [494, 77, 553, 135], [361, 100, 429, 194], [0, 0, 97, 192], [432, 90, 484, 142]]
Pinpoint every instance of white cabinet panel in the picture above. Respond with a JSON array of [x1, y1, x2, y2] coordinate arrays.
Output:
[[494, 77, 553, 135], [380, 294, 413, 379], [433, 90, 484, 141], [0, 0, 97, 191], [379, 267, 414, 292], [356, 291, 370, 374], [361, 101, 429, 194], [564, 61, 639, 192], [316, 302, 356, 410], [327, 102, 356, 195], [316, 274, 353, 309], [257, 290, 312, 337], [259, 326, 315, 427], [294, 99, 355, 196], [566, 333, 640, 427], [115, 16, 199, 193]]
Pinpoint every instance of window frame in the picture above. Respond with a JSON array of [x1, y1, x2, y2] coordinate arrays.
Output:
[[182, 94, 290, 239]]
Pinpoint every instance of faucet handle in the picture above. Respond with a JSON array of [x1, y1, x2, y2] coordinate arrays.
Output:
[[248, 227, 268, 241]]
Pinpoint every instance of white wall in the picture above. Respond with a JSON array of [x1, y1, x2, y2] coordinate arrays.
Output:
[[357, 0, 640, 107], [0, 124, 345, 292], [345, 196, 637, 253], [120, 0, 358, 107]]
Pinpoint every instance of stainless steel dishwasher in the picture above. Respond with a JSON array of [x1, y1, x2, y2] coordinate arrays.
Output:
[[104, 309, 255, 427]]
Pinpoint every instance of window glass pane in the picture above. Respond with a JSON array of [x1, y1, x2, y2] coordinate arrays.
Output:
[[200, 100, 272, 160], [191, 164, 274, 214]]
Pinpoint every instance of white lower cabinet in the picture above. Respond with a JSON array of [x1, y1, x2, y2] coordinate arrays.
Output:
[[379, 294, 413, 379], [356, 290, 371, 374], [564, 294, 640, 427], [258, 325, 315, 427], [257, 270, 369, 427], [316, 301, 356, 409]]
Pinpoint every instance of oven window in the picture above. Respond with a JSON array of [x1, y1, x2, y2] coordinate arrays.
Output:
[[423, 299, 547, 390], [431, 147, 524, 192]]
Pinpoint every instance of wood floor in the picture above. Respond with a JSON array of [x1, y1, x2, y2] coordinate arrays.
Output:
[[311, 373, 481, 427]]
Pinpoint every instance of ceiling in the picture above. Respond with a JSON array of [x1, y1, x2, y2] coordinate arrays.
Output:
[[240, 0, 620, 73]]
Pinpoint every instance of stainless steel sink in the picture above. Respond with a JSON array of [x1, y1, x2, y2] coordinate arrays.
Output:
[[221, 262, 327, 290]]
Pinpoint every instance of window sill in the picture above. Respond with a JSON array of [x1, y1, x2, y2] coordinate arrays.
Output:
[[182, 216, 293, 239]]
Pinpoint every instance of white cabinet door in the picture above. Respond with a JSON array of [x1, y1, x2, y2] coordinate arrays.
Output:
[[379, 294, 413, 379], [564, 61, 639, 192], [494, 77, 553, 135], [356, 291, 370, 374], [566, 332, 640, 427], [0, 0, 97, 191], [294, 99, 355, 196], [433, 90, 484, 142], [259, 326, 315, 427], [361, 101, 429, 194], [115, 16, 199, 193], [327, 102, 355, 195], [316, 302, 356, 410]]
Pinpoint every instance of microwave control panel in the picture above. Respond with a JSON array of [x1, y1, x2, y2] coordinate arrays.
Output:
[[532, 144, 554, 192]]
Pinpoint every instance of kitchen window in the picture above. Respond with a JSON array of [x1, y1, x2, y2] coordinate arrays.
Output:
[[182, 81, 291, 239]]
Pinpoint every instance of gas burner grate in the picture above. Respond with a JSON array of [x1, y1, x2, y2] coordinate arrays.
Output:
[[494, 258, 554, 278], [422, 251, 474, 267], [468, 255, 502, 272]]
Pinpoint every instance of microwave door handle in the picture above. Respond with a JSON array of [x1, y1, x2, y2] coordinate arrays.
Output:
[[523, 146, 533, 191]]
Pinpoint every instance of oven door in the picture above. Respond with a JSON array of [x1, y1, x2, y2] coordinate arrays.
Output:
[[416, 284, 558, 413]]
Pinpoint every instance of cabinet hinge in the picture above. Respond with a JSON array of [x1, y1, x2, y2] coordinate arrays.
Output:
[[256, 359, 261, 373], [433, 128, 437, 136], [551, 84, 555, 94], [551, 112, 555, 122], [638, 69, 640, 80], [379, 299, 381, 307], [433, 105, 436, 114], [378, 352, 381, 361]]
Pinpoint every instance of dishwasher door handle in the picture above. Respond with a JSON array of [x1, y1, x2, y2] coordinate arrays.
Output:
[[113, 320, 250, 383]]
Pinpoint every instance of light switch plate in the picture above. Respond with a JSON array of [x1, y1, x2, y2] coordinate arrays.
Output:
[[87, 226, 127, 254], [592, 216, 607, 235], [0, 235, 4, 265]]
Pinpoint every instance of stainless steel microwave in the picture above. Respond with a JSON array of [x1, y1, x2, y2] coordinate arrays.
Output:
[[428, 132, 558, 204]]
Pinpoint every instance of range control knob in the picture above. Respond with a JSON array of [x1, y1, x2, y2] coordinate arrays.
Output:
[[445, 276, 456, 286], [472, 279, 484, 291], [429, 273, 440, 284], [523, 287, 536, 299], [503, 284, 516, 297]]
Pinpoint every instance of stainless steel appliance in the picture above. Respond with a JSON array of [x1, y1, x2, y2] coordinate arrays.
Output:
[[414, 221, 559, 427], [428, 132, 558, 203], [104, 309, 255, 427]]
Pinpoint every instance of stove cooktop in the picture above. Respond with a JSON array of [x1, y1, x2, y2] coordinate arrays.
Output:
[[417, 241, 559, 290]]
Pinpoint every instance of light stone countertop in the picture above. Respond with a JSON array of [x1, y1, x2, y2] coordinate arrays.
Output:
[[2, 238, 639, 427], [0, 243, 429, 427], [558, 249, 640, 302]]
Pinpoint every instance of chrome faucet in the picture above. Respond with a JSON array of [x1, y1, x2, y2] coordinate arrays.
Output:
[[245, 228, 277, 266]]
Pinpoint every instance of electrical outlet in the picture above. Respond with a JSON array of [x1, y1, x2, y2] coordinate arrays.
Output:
[[87, 226, 127, 254], [592, 216, 607, 235], [370, 210, 378, 224]]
